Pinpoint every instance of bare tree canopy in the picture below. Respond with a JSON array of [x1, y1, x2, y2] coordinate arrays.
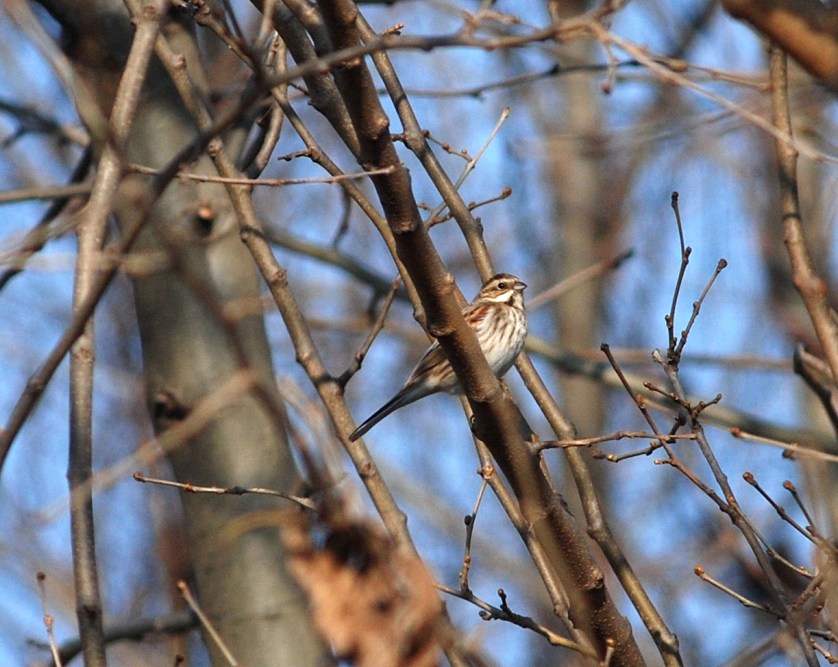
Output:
[[1, 0, 838, 665]]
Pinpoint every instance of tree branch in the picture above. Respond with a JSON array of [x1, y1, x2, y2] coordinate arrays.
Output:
[[722, 0, 838, 90], [314, 1, 644, 663]]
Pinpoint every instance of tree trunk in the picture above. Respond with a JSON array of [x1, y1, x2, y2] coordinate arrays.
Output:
[[37, 1, 329, 663]]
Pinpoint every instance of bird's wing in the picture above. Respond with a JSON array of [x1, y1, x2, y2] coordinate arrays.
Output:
[[408, 341, 449, 383]]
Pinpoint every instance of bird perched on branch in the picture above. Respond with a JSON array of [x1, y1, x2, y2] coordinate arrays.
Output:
[[349, 273, 528, 441]]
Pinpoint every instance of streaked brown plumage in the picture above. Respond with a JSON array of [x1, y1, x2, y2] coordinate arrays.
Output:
[[349, 273, 527, 441]]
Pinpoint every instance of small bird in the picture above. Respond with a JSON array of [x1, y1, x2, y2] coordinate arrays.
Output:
[[349, 273, 528, 441]]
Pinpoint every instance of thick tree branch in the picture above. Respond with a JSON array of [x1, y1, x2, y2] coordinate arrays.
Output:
[[771, 48, 838, 391], [314, 1, 644, 663], [722, 0, 838, 90]]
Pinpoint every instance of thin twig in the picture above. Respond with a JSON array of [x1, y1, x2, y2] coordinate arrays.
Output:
[[604, 30, 838, 165], [539, 430, 696, 451], [436, 583, 596, 657], [598, 422, 681, 463], [674, 258, 728, 360], [601, 344, 665, 436], [242, 37, 286, 178], [694, 566, 781, 617], [770, 45, 838, 388], [666, 192, 691, 357], [522, 340, 681, 663], [126, 161, 395, 185], [728, 427, 838, 463], [0, 0, 245, 472], [395, 63, 561, 98], [48, 610, 197, 666], [646, 202, 805, 651], [458, 471, 489, 592], [425, 106, 510, 226], [356, 12, 495, 278], [528, 249, 633, 311], [689, 423, 797, 629], [66, 3, 170, 664], [132, 471, 316, 510], [36, 572, 63, 667], [0, 181, 92, 205], [143, 38, 436, 667], [783, 481, 822, 540], [742, 473, 815, 544], [178, 581, 239, 666], [337, 277, 401, 387], [467, 423, 578, 640], [812, 640, 838, 664], [0, 170, 90, 291], [793, 344, 838, 435]]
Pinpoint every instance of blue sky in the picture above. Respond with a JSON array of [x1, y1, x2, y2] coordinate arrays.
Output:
[[1, 0, 837, 665]]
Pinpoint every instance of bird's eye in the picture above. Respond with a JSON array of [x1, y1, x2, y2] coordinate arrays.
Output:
[[498, 281, 506, 289]]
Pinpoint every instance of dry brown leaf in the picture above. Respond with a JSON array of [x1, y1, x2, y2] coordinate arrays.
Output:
[[284, 516, 442, 667]]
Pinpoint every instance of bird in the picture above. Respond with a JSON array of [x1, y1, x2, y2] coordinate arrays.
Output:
[[349, 273, 527, 441]]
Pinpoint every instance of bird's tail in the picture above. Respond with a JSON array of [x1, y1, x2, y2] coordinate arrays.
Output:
[[348, 389, 415, 441]]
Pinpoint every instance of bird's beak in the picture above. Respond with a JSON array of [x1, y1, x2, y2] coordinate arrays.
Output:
[[516, 280, 527, 291]]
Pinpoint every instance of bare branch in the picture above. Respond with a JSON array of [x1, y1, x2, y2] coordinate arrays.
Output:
[[694, 566, 782, 617], [722, 0, 838, 90], [132, 471, 317, 510], [437, 582, 595, 656], [35, 573, 63, 667], [178, 581, 239, 666]]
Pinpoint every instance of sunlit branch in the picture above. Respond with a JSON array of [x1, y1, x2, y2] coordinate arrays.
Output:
[[770, 47, 838, 389], [722, 0, 838, 90]]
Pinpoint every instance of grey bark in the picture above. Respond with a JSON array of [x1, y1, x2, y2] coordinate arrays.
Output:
[[35, 1, 328, 664]]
